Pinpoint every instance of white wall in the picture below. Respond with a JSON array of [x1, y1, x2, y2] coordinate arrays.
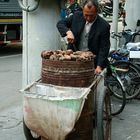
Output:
[[124, 0, 140, 30], [22, 0, 63, 87]]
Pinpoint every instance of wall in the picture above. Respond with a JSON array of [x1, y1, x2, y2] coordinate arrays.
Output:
[[124, 0, 140, 30], [22, 0, 62, 87]]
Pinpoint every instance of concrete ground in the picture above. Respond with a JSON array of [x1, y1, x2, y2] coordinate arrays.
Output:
[[0, 105, 25, 140], [112, 99, 140, 140]]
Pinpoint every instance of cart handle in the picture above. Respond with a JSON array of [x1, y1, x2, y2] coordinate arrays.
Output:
[[20, 78, 41, 93], [89, 69, 106, 89]]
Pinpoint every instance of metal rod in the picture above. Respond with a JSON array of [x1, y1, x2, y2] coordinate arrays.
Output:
[[111, 0, 119, 50]]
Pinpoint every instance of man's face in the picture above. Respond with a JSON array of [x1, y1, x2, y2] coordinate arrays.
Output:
[[83, 5, 97, 23]]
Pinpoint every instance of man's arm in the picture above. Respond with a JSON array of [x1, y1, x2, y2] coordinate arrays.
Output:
[[57, 15, 75, 44], [96, 25, 110, 69], [56, 15, 73, 37]]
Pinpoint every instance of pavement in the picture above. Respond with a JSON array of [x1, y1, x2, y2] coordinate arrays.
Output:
[[112, 99, 140, 140], [0, 105, 25, 140], [0, 52, 25, 140]]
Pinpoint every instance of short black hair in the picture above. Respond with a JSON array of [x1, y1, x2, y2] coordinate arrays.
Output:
[[83, 0, 99, 11]]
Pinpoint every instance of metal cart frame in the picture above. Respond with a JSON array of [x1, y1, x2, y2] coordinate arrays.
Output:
[[21, 72, 112, 140]]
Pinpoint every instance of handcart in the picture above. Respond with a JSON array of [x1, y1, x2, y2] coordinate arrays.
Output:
[[21, 70, 112, 140]]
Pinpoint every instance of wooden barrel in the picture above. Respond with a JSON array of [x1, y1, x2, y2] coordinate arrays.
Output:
[[41, 59, 95, 87], [41, 58, 95, 140], [65, 90, 95, 140]]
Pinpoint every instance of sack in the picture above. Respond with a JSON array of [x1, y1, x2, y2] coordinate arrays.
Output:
[[22, 82, 91, 140]]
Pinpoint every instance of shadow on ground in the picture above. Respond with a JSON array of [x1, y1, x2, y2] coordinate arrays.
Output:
[[0, 44, 22, 56]]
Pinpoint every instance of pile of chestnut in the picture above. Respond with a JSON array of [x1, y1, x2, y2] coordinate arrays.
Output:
[[41, 50, 96, 62]]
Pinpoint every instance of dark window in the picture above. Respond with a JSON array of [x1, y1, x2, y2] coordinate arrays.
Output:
[[0, 0, 9, 2]]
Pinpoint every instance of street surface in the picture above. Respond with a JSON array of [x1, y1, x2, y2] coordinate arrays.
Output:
[[0, 46, 25, 140], [112, 100, 140, 140]]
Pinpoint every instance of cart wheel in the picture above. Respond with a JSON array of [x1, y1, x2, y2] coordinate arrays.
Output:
[[95, 87, 112, 140], [106, 75, 126, 116], [112, 61, 140, 100], [23, 119, 41, 140]]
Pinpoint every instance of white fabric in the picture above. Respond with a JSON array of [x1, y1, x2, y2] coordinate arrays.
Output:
[[85, 22, 93, 34], [85, 16, 97, 34], [22, 83, 91, 140]]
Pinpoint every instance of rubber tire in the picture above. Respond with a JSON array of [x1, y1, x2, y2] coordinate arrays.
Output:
[[106, 75, 126, 115], [112, 61, 140, 100], [96, 87, 112, 140], [23, 119, 41, 140]]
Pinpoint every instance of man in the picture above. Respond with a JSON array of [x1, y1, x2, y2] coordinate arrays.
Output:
[[57, 0, 110, 74]]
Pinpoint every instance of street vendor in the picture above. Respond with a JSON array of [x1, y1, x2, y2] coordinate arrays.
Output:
[[57, 0, 110, 74]]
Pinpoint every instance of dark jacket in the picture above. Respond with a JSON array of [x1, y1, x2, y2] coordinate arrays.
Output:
[[57, 11, 110, 68]]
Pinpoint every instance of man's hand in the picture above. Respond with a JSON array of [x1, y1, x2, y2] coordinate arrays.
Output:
[[66, 30, 75, 44], [95, 66, 103, 75]]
